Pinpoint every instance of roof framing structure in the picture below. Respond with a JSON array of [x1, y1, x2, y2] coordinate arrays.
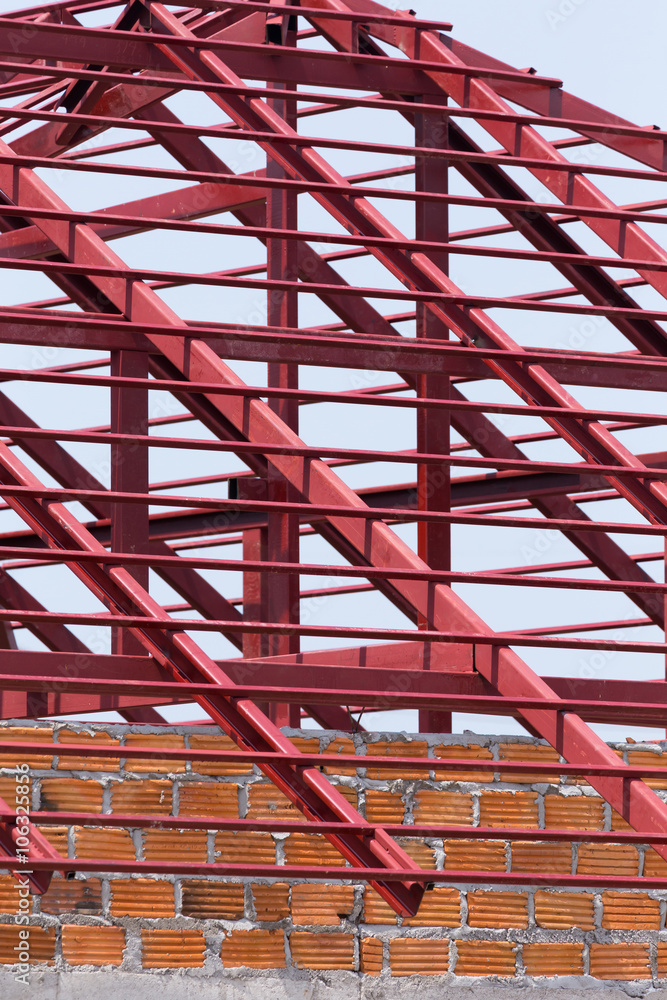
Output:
[[0, 0, 666, 913]]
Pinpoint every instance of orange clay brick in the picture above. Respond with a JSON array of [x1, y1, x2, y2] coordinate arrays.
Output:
[[511, 841, 572, 874], [479, 791, 538, 829], [468, 891, 528, 929], [124, 733, 186, 773], [589, 943, 651, 980], [110, 879, 175, 917], [534, 891, 594, 930], [247, 783, 299, 820], [627, 749, 667, 789], [361, 937, 383, 975], [177, 782, 238, 817], [433, 744, 494, 782], [364, 887, 399, 926], [252, 883, 289, 921], [0, 776, 31, 811], [644, 849, 667, 877], [396, 838, 436, 870], [289, 737, 320, 755], [283, 832, 343, 867], [610, 808, 633, 832], [389, 938, 449, 977], [39, 778, 103, 812], [74, 827, 135, 860], [523, 943, 583, 977], [403, 888, 460, 927], [497, 742, 561, 783], [332, 784, 358, 811], [413, 790, 473, 826], [445, 839, 507, 872], [36, 825, 68, 855], [365, 790, 405, 824], [111, 779, 172, 815], [291, 885, 355, 925], [56, 730, 120, 771], [143, 830, 207, 861], [40, 877, 101, 915], [0, 727, 54, 768], [577, 844, 638, 877], [221, 929, 285, 968], [0, 925, 55, 965], [62, 926, 125, 967], [655, 941, 667, 977], [364, 740, 429, 779], [216, 831, 275, 865], [544, 795, 604, 831], [189, 734, 253, 777], [321, 737, 358, 776], [181, 880, 244, 919], [291, 932, 355, 971], [602, 892, 660, 930], [0, 875, 31, 914], [455, 940, 515, 977], [141, 929, 205, 969]]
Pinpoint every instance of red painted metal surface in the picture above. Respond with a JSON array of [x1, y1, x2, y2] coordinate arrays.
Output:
[[0, 0, 666, 910]]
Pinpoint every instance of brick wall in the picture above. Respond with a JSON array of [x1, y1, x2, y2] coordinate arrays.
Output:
[[2, 720, 667, 988]]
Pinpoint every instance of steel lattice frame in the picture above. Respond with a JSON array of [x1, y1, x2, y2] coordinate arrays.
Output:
[[0, 0, 666, 913]]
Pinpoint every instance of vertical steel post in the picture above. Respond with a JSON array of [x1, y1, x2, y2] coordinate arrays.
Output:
[[266, 0, 300, 727], [415, 104, 452, 733], [110, 350, 149, 655]]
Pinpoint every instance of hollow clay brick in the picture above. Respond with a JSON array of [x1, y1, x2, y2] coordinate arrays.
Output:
[[403, 888, 460, 927], [290, 884, 354, 925], [534, 890, 594, 930], [221, 929, 285, 969], [0, 925, 54, 965], [74, 827, 136, 860], [364, 740, 429, 779], [216, 831, 275, 865], [177, 781, 238, 817], [40, 876, 102, 915], [601, 891, 660, 930], [361, 936, 383, 975], [124, 733, 186, 773], [57, 730, 120, 771], [433, 743, 494, 782], [543, 794, 604, 831], [40, 778, 103, 813], [143, 829, 207, 861], [291, 931, 355, 971], [445, 839, 507, 872], [189, 733, 254, 776], [577, 844, 638, 877], [252, 882, 289, 921], [413, 790, 473, 826], [141, 929, 205, 968], [467, 891, 528, 929], [589, 943, 650, 980], [390, 938, 449, 977], [497, 742, 561, 783], [523, 943, 583, 977], [181, 880, 244, 919], [110, 878, 175, 918], [455, 940, 515, 977], [511, 841, 572, 874], [479, 791, 538, 829], [62, 926, 125, 967], [111, 778, 172, 815]]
